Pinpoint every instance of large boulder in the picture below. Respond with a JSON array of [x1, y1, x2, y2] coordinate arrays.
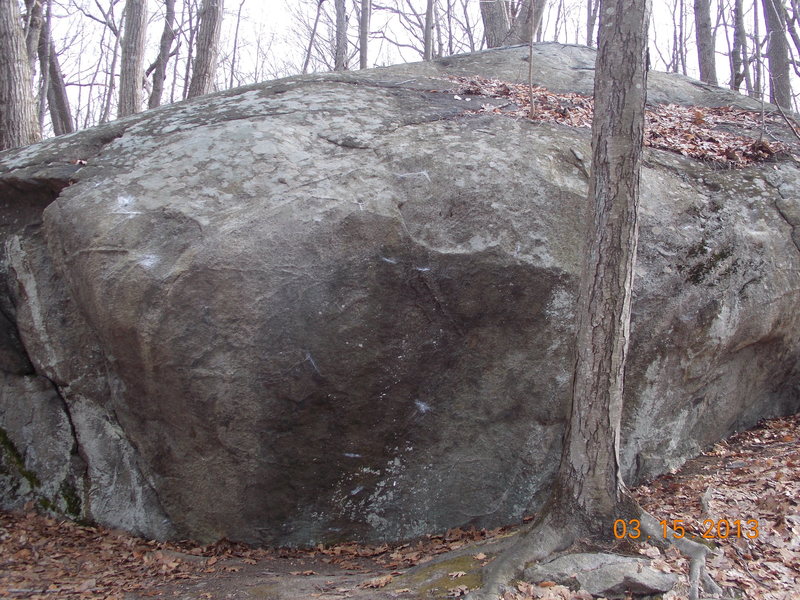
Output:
[[1, 44, 799, 546]]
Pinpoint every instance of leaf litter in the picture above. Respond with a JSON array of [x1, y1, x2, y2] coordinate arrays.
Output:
[[448, 75, 796, 167], [2, 413, 798, 598]]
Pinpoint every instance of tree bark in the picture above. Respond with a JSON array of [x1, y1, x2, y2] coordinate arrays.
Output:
[[693, 0, 718, 85], [558, 0, 650, 524], [23, 0, 43, 78], [334, 0, 347, 70], [303, 0, 325, 74], [187, 0, 224, 98], [508, 0, 545, 45], [730, 0, 748, 91], [423, 0, 434, 60], [464, 4, 652, 599], [35, 0, 72, 135], [480, 0, 545, 47], [586, 0, 600, 46], [149, 0, 177, 108], [762, 0, 792, 109], [360, 0, 370, 69], [479, 0, 511, 48], [42, 37, 73, 135], [119, 0, 148, 117], [228, 0, 245, 88], [0, 0, 40, 149]]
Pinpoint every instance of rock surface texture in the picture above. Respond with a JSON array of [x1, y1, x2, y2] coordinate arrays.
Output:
[[1, 44, 799, 546]]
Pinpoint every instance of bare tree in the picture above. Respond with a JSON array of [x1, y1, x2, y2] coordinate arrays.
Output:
[[423, 0, 434, 59], [479, 0, 545, 48], [480, 0, 510, 48], [762, 0, 792, 109], [465, 1, 721, 599], [0, 0, 40, 149], [148, 0, 177, 108], [187, 0, 224, 98], [730, 0, 750, 91], [302, 0, 325, 74], [359, 0, 370, 68], [23, 0, 43, 76], [226, 0, 246, 88], [694, 0, 718, 84], [119, 0, 148, 117], [334, 0, 347, 70], [39, 0, 73, 134], [586, 0, 599, 46]]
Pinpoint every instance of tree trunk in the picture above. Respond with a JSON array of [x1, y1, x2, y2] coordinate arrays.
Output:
[[149, 0, 177, 108], [731, 0, 747, 91], [187, 0, 224, 98], [480, 0, 511, 48], [508, 0, 546, 45], [586, 0, 600, 46], [423, 0, 434, 60], [228, 0, 245, 88], [464, 3, 653, 598], [693, 0, 718, 85], [36, 0, 51, 129], [762, 0, 792, 109], [557, 0, 650, 524], [334, 0, 347, 70], [0, 0, 40, 149], [359, 0, 370, 69], [35, 0, 72, 135], [119, 0, 148, 117], [303, 0, 324, 74], [42, 38, 73, 135], [23, 0, 43, 78], [480, 0, 545, 47]]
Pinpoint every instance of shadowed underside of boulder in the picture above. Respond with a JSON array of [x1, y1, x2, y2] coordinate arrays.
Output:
[[1, 44, 799, 546]]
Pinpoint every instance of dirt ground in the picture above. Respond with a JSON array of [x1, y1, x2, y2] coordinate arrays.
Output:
[[2, 413, 799, 600]]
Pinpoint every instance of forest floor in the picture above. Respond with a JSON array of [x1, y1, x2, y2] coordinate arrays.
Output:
[[1, 413, 798, 600]]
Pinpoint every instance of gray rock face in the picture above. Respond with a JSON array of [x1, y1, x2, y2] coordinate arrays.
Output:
[[1, 44, 799, 546], [523, 552, 678, 597]]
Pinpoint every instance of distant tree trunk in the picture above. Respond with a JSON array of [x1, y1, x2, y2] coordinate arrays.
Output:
[[36, 0, 72, 134], [149, 0, 177, 108], [228, 0, 245, 88], [187, 0, 224, 98], [303, 0, 325, 74], [423, 0, 434, 60], [480, 0, 511, 48], [508, 0, 545, 44], [334, 0, 347, 70], [678, 0, 687, 74], [119, 0, 148, 117], [753, 0, 764, 99], [762, 0, 792, 109], [42, 38, 73, 135], [35, 0, 50, 128], [694, 0, 718, 84], [461, 0, 476, 51], [360, 0, 370, 69], [480, 0, 545, 47], [23, 0, 43, 77], [586, 0, 600, 46], [0, 0, 40, 149], [730, 0, 748, 91]]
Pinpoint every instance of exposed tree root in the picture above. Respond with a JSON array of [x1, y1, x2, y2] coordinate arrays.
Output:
[[464, 513, 576, 600], [639, 511, 723, 600], [464, 508, 722, 600]]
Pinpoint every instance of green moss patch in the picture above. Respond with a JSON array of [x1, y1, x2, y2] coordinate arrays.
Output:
[[0, 426, 41, 489], [392, 553, 484, 598]]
